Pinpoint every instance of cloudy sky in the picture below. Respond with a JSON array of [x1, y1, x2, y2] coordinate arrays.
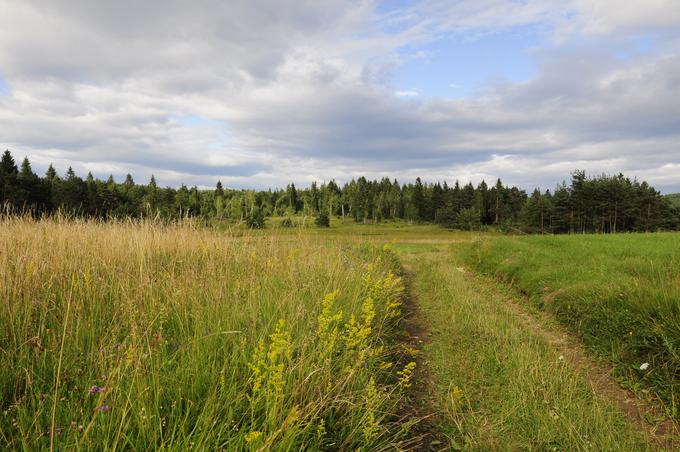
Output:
[[1, 0, 679, 191]]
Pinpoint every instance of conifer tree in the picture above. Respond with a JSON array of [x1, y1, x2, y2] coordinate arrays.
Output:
[[0, 150, 17, 175], [46, 164, 57, 181], [0, 150, 19, 207], [412, 177, 426, 221], [215, 180, 224, 198]]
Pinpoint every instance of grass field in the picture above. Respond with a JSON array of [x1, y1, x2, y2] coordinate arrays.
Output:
[[461, 233, 680, 418], [1, 217, 678, 450], [0, 217, 417, 450]]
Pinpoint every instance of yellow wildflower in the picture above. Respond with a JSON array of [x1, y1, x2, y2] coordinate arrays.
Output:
[[397, 362, 417, 388], [245, 431, 262, 444]]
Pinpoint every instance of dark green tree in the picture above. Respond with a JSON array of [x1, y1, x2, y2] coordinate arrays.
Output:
[[315, 211, 330, 227], [244, 205, 266, 229]]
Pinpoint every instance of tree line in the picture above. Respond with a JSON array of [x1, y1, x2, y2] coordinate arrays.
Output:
[[1, 150, 677, 232]]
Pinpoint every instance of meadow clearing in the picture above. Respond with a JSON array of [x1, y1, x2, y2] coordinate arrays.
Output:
[[1, 216, 679, 450]]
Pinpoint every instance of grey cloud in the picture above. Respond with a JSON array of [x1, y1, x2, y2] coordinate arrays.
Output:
[[0, 0, 365, 82], [119, 158, 269, 178], [0, 0, 679, 192]]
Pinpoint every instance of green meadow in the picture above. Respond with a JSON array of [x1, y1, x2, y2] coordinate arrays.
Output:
[[1, 217, 678, 450]]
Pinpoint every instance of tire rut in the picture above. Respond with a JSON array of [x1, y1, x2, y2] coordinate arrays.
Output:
[[462, 268, 680, 450]]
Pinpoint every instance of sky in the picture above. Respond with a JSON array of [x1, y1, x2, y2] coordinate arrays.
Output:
[[0, 0, 679, 192]]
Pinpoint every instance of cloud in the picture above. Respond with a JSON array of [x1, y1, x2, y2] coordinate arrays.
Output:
[[0, 0, 679, 191], [572, 0, 680, 35], [395, 90, 419, 97]]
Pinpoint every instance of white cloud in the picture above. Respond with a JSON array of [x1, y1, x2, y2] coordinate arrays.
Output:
[[395, 90, 419, 97], [573, 0, 680, 35]]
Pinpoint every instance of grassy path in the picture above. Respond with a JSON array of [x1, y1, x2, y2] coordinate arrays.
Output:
[[396, 243, 669, 451]]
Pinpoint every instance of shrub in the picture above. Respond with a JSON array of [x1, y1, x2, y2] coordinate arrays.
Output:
[[245, 206, 266, 229], [436, 207, 481, 230], [315, 212, 330, 228], [434, 206, 457, 228]]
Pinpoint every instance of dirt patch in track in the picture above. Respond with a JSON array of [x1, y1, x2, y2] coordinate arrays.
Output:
[[399, 264, 450, 451]]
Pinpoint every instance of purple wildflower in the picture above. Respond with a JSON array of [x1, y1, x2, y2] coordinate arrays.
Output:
[[97, 405, 110, 413], [89, 385, 107, 394]]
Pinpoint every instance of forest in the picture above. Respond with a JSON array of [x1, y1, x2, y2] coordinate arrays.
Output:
[[0, 149, 677, 233]]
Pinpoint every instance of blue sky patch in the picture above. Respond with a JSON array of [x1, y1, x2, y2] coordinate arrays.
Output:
[[169, 114, 220, 128], [0, 76, 9, 96], [391, 25, 540, 98]]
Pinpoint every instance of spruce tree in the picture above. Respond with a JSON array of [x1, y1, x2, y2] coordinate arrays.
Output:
[[0, 150, 19, 207], [215, 180, 224, 198], [288, 183, 298, 213], [0, 150, 17, 175], [19, 157, 34, 179], [412, 177, 426, 221], [16, 157, 42, 209], [46, 164, 57, 181]]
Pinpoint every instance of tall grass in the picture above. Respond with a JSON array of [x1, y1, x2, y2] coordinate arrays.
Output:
[[461, 233, 680, 417], [0, 216, 415, 449]]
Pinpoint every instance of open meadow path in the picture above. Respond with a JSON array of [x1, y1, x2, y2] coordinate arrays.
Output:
[[395, 242, 678, 451]]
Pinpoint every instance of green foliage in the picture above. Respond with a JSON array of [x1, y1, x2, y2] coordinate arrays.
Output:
[[434, 205, 457, 227], [666, 193, 680, 209], [461, 233, 680, 418], [436, 206, 481, 230], [530, 172, 674, 233], [315, 212, 330, 227], [244, 206, 266, 229], [521, 188, 553, 233], [456, 207, 482, 230]]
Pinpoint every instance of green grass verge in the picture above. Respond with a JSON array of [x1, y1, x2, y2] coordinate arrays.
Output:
[[460, 233, 680, 418]]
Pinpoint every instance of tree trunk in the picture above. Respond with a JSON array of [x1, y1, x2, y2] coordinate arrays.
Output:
[[495, 195, 499, 224]]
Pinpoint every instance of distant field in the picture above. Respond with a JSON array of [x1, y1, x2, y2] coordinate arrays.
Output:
[[224, 216, 481, 245], [461, 233, 680, 416], [0, 218, 416, 450]]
